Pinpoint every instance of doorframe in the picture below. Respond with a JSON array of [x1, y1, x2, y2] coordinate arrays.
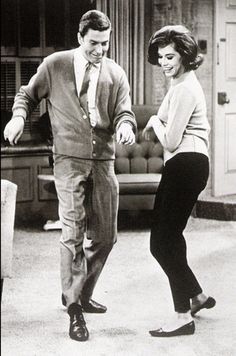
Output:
[[212, 0, 218, 196]]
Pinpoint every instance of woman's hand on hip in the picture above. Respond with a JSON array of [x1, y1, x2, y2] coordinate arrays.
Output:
[[142, 115, 157, 141]]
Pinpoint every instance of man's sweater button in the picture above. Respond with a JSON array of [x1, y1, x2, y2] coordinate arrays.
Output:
[[83, 115, 87, 119]]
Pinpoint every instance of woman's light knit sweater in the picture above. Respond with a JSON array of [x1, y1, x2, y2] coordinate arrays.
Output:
[[152, 70, 210, 164]]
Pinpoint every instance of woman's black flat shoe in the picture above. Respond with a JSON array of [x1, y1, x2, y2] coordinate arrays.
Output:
[[149, 321, 195, 337], [191, 297, 216, 316], [62, 293, 66, 307]]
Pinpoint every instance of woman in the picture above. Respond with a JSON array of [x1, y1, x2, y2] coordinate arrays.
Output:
[[143, 25, 216, 337]]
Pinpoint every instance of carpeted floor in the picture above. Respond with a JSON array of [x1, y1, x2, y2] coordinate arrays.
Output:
[[1, 217, 236, 356]]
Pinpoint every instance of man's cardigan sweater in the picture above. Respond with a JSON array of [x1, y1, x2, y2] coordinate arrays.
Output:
[[12, 49, 137, 160]]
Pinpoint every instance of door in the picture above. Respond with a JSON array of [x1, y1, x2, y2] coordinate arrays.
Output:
[[213, 0, 236, 196]]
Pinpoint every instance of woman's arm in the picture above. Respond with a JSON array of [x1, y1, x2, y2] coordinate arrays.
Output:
[[152, 85, 196, 151]]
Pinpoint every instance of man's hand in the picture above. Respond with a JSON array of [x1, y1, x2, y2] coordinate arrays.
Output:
[[116, 122, 135, 145], [142, 115, 157, 141], [4, 117, 25, 145]]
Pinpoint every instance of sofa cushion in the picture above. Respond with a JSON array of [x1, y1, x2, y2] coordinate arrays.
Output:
[[118, 173, 161, 194], [115, 105, 163, 175]]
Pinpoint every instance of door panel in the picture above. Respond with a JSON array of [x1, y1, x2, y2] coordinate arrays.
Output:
[[214, 0, 236, 195]]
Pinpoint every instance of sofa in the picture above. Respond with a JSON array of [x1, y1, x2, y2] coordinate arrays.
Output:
[[115, 105, 163, 210], [38, 105, 163, 217]]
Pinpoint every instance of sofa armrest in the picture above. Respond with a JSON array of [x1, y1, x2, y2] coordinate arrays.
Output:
[[1, 180, 17, 278]]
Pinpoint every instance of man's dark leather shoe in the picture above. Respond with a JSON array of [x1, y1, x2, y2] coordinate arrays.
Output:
[[81, 299, 107, 313], [149, 321, 195, 337], [68, 303, 89, 342]]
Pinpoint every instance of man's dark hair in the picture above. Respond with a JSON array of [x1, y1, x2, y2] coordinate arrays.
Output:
[[148, 25, 203, 71], [79, 10, 111, 37]]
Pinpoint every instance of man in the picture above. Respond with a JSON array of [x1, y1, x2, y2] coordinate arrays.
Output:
[[4, 10, 136, 342]]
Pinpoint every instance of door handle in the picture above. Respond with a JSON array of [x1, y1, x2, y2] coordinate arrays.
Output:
[[218, 92, 230, 105]]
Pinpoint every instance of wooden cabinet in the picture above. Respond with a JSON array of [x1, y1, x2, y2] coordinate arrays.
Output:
[[1, 144, 58, 225]]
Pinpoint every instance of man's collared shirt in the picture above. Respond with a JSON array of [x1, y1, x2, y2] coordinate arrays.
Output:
[[74, 47, 101, 127]]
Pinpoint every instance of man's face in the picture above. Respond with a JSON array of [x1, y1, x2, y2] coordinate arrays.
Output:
[[78, 28, 111, 64]]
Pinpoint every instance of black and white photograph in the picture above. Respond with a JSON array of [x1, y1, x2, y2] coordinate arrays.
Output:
[[1, 0, 236, 355]]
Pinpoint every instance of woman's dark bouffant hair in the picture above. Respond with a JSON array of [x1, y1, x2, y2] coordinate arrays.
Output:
[[148, 25, 203, 71]]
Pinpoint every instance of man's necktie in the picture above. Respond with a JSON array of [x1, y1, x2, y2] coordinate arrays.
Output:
[[79, 63, 92, 116]]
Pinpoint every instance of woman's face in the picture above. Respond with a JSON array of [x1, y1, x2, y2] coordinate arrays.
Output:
[[158, 43, 185, 78]]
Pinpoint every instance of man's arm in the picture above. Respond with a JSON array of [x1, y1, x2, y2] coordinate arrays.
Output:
[[4, 60, 50, 146], [113, 70, 137, 145]]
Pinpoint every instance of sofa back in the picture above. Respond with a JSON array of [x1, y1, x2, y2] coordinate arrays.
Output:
[[115, 105, 163, 174]]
